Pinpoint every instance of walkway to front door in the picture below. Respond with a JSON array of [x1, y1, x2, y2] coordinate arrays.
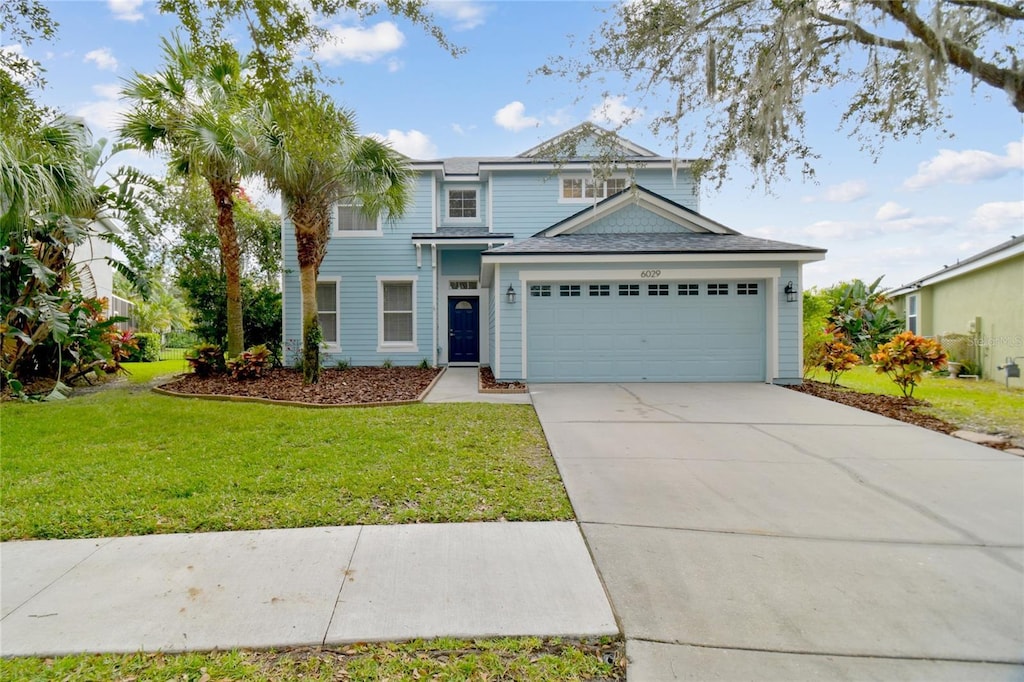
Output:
[[448, 297, 479, 363]]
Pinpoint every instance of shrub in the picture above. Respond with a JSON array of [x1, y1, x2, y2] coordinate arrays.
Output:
[[821, 334, 861, 386], [164, 331, 198, 348], [336, 358, 351, 370], [105, 330, 139, 368], [128, 332, 162, 362], [227, 344, 272, 380], [186, 343, 226, 377], [382, 358, 394, 369], [871, 332, 948, 398], [419, 358, 432, 369]]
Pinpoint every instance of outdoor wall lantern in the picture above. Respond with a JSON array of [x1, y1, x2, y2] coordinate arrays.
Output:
[[506, 284, 517, 304], [784, 281, 798, 303]]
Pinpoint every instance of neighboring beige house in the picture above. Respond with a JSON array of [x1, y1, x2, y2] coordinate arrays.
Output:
[[890, 235, 1023, 381]]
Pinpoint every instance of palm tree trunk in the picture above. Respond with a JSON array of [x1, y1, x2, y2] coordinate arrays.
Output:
[[211, 179, 244, 357], [293, 201, 331, 384]]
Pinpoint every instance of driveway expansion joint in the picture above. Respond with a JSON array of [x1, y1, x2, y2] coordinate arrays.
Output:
[[630, 638, 1024, 666]]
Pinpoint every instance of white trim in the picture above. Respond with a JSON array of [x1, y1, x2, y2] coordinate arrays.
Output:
[[474, 160, 685, 172], [413, 238, 512, 247], [518, 267, 781, 282], [444, 185, 481, 222], [431, 174, 438, 232], [279, 206, 288, 358], [796, 265, 804, 376], [484, 252, 825, 265], [315, 276, 342, 350], [520, 276, 527, 380], [376, 276, 418, 353], [332, 201, 382, 237], [494, 263, 501, 377], [431, 255, 438, 368], [766, 277, 778, 384]]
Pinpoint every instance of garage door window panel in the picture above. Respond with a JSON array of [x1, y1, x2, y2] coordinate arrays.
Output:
[[619, 284, 640, 297], [708, 283, 729, 296]]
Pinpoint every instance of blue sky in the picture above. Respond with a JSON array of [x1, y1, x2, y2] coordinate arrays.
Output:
[[8, 0, 1023, 289]]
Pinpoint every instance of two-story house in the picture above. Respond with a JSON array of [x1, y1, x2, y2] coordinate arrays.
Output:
[[281, 125, 826, 383]]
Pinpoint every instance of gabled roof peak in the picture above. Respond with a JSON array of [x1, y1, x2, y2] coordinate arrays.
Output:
[[517, 122, 659, 159]]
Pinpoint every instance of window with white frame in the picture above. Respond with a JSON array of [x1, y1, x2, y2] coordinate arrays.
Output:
[[447, 188, 478, 219], [335, 201, 378, 234], [316, 280, 339, 345], [560, 176, 628, 202], [379, 279, 415, 347], [907, 294, 919, 334]]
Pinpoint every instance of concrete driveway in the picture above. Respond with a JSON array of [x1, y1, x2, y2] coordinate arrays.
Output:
[[531, 383, 1024, 681]]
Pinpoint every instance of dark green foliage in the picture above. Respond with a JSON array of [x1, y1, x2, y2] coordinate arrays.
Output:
[[825, 277, 904, 359], [185, 343, 225, 377], [164, 331, 198, 348], [129, 332, 162, 362], [226, 344, 271, 380]]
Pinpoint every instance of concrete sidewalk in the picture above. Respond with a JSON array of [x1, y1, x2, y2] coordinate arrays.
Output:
[[0, 522, 617, 657], [423, 367, 532, 404]]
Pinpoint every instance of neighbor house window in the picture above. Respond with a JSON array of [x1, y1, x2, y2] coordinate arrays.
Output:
[[378, 278, 416, 349], [907, 294, 919, 334], [316, 279, 339, 345], [447, 189, 477, 219], [561, 176, 628, 201], [335, 201, 379, 234]]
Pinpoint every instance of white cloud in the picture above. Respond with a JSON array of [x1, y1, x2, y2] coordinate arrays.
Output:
[[430, 1, 488, 30], [316, 22, 405, 64], [875, 201, 912, 221], [386, 58, 403, 73], [84, 47, 118, 71], [588, 95, 643, 127], [803, 180, 869, 204], [494, 101, 541, 132], [75, 83, 126, 136], [804, 214, 951, 240], [968, 201, 1024, 232], [904, 140, 1023, 190], [546, 108, 572, 127], [108, 0, 144, 22], [372, 129, 438, 159]]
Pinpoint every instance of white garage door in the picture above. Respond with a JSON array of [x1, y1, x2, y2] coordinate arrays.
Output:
[[526, 280, 766, 382]]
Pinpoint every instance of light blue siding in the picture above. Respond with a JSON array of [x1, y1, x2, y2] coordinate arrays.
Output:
[[776, 264, 802, 383], [440, 250, 482, 276], [574, 203, 691, 234], [282, 175, 435, 367]]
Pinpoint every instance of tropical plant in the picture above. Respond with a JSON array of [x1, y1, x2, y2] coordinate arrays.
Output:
[[542, 0, 1024, 185], [185, 342, 225, 376], [820, 332, 861, 387], [2, 115, 153, 386], [226, 343, 271, 380], [120, 36, 257, 357], [826, 278, 904, 359], [251, 88, 411, 383], [871, 331, 948, 398]]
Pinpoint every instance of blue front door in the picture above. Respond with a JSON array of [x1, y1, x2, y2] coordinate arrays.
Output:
[[449, 297, 479, 363]]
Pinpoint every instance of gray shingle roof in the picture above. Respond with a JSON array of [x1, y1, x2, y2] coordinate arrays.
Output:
[[484, 233, 826, 255], [412, 227, 514, 240]]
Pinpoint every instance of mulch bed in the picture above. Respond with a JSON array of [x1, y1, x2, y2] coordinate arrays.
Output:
[[479, 366, 527, 392], [786, 380, 960, 434], [161, 366, 441, 405]]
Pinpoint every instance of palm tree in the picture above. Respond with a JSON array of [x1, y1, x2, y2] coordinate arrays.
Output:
[[120, 37, 255, 357], [252, 89, 411, 383]]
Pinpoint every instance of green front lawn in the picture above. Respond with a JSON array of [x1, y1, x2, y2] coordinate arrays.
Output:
[[0, 637, 622, 681], [1, 391, 572, 540], [120, 358, 191, 384], [808, 366, 1024, 436]]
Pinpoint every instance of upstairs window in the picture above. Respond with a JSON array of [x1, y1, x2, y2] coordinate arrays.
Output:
[[447, 189, 478, 219], [561, 176, 629, 202], [335, 201, 378, 234]]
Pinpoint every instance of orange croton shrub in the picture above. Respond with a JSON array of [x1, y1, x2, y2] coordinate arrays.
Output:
[[871, 331, 948, 398]]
